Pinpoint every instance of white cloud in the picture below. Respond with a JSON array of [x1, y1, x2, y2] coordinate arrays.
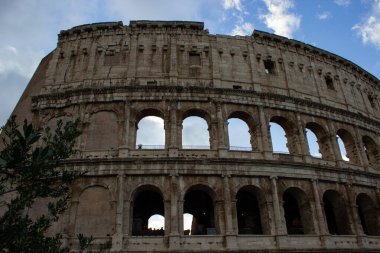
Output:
[[231, 22, 254, 35], [259, 0, 301, 38], [317, 11, 331, 20], [334, 0, 351, 6], [353, 0, 380, 49], [136, 116, 165, 146], [222, 0, 242, 11], [0, 46, 42, 78]]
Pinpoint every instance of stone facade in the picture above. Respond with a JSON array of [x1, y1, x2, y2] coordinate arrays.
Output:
[[9, 21, 380, 252]]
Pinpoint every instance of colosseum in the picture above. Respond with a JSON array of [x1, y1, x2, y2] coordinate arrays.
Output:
[[9, 20, 380, 252]]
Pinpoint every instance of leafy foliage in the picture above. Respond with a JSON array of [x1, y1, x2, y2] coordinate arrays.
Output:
[[0, 116, 110, 253]]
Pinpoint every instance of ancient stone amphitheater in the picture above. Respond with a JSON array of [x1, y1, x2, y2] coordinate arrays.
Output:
[[11, 21, 380, 252]]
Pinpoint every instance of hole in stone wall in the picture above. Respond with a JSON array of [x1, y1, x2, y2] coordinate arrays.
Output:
[[182, 116, 210, 149], [306, 128, 322, 158], [132, 189, 164, 236], [236, 190, 263, 234], [264, 60, 275, 74], [323, 190, 352, 235], [183, 188, 216, 235], [147, 214, 165, 235], [325, 75, 334, 90], [136, 116, 165, 149], [270, 122, 289, 154], [183, 213, 194, 235], [368, 95, 377, 109], [189, 52, 201, 66], [283, 191, 304, 235], [228, 118, 252, 151], [356, 193, 380, 236], [362, 136, 379, 168]]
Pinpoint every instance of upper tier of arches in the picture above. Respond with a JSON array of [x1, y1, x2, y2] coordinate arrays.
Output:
[[49, 103, 380, 172]]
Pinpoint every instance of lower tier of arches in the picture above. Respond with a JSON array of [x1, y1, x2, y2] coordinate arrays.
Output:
[[51, 163, 380, 252]]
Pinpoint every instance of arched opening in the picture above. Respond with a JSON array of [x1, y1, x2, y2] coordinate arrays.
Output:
[[132, 186, 165, 236], [147, 214, 165, 235], [362, 136, 379, 168], [269, 121, 289, 154], [306, 128, 322, 158], [183, 213, 194, 235], [236, 187, 265, 234], [283, 187, 314, 235], [183, 186, 216, 235], [356, 193, 380, 236], [305, 122, 332, 160], [228, 118, 251, 151], [323, 190, 352, 235], [337, 129, 359, 164], [227, 111, 255, 151], [75, 186, 115, 237], [85, 111, 118, 150], [136, 116, 165, 149], [182, 116, 210, 149]]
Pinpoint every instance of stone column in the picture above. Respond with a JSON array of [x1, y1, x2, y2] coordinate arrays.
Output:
[[168, 174, 180, 249], [209, 120, 218, 150], [216, 103, 228, 157], [127, 34, 137, 82], [270, 176, 285, 235], [259, 106, 273, 159], [344, 183, 364, 247], [67, 200, 79, 237], [169, 103, 178, 148], [178, 200, 184, 235], [129, 119, 137, 150], [169, 35, 178, 85], [311, 179, 327, 247], [112, 174, 125, 251], [169, 175, 180, 235], [222, 175, 237, 249], [296, 113, 310, 160], [119, 102, 131, 157], [327, 122, 342, 165], [123, 200, 131, 236], [215, 199, 225, 235], [354, 127, 368, 168], [211, 43, 221, 87]]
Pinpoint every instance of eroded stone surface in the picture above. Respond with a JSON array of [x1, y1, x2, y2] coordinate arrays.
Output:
[[7, 20, 380, 252]]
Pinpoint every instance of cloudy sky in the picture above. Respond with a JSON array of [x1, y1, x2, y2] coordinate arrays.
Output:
[[1, 0, 380, 133]]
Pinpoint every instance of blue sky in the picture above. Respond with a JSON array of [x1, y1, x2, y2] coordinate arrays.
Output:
[[1, 0, 380, 128]]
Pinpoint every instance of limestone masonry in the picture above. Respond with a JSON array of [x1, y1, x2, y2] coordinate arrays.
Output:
[[10, 21, 380, 252]]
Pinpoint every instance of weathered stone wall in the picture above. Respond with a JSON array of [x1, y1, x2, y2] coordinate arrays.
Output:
[[9, 21, 380, 252]]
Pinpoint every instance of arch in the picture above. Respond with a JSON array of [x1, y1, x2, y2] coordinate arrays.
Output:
[[305, 122, 332, 159], [236, 185, 270, 234], [270, 116, 297, 154], [362, 136, 379, 168], [322, 190, 352, 235], [183, 213, 194, 235], [136, 116, 165, 149], [74, 186, 116, 236], [182, 111, 211, 149], [131, 185, 165, 236], [135, 108, 164, 124], [147, 214, 165, 235], [183, 108, 211, 123], [282, 187, 315, 235], [183, 184, 217, 235], [85, 111, 119, 150], [336, 129, 359, 164], [228, 111, 256, 151], [356, 193, 380, 236]]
